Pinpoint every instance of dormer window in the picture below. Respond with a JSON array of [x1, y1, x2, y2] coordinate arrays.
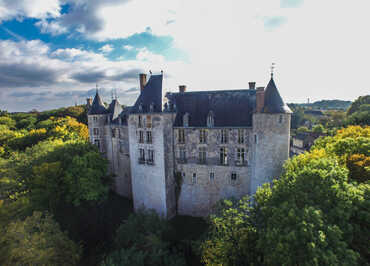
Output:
[[150, 102, 154, 112], [139, 103, 143, 112], [207, 111, 214, 127], [183, 113, 189, 127]]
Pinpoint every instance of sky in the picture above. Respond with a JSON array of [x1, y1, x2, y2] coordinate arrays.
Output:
[[0, 0, 369, 112]]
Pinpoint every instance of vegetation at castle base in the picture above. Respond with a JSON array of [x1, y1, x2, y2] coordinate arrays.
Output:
[[201, 126, 370, 266], [0, 211, 82, 266], [0, 107, 128, 266], [101, 211, 187, 266]]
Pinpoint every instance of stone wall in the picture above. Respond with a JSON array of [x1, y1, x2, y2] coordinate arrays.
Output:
[[128, 113, 176, 218], [251, 113, 291, 194], [174, 127, 252, 216]]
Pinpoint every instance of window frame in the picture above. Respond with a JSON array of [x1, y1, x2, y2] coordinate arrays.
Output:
[[199, 129, 207, 143], [238, 129, 244, 144], [221, 129, 228, 144], [220, 147, 228, 165], [178, 129, 185, 144], [138, 130, 144, 143], [198, 147, 207, 164], [146, 131, 152, 144]]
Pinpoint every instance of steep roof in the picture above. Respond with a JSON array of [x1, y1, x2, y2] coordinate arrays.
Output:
[[263, 78, 292, 114], [169, 90, 256, 127], [131, 74, 163, 113], [108, 99, 123, 122], [88, 91, 108, 115]]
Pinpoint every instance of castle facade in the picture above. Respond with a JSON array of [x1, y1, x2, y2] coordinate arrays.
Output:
[[87, 72, 291, 218]]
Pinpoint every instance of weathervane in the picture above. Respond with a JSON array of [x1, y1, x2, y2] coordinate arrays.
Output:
[[270, 63, 275, 78]]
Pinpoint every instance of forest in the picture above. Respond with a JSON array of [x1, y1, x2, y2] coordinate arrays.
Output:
[[0, 96, 369, 266]]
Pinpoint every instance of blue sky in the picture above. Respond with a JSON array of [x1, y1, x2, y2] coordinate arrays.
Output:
[[0, 0, 369, 111]]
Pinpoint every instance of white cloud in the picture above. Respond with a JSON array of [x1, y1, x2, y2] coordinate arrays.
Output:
[[0, 0, 61, 21], [99, 44, 114, 53], [123, 45, 134, 50], [35, 19, 68, 35]]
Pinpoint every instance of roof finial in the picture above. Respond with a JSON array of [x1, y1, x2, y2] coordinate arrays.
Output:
[[96, 84, 98, 94], [270, 63, 275, 78]]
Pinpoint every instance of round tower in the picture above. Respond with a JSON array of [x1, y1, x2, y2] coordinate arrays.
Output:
[[251, 76, 291, 194]]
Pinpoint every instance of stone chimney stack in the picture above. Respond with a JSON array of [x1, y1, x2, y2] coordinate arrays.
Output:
[[139, 73, 147, 92], [249, 82, 256, 90], [179, 85, 186, 93], [86, 97, 92, 108], [256, 87, 265, 112]]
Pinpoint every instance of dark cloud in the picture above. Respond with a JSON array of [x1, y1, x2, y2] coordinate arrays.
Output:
[[109, 68, 143, 81], [0, 63, 59, 88], [9, 91, 51, 97], [59, 0, 131, 35], [70, 68, 144, 83], [70, 70, 106, 83]]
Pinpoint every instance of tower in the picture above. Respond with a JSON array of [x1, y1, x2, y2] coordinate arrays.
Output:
[[128, 73, 176, 218], [87, 89, 108, 152], [251, 74, 292, 194]]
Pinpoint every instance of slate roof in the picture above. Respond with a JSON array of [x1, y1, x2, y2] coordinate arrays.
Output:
[[108, 99, 123, 122], [169, 90, 257, 127], [263, 78, 292, 114], [88, 91, 108, 115], [131, 74, 163, 113]]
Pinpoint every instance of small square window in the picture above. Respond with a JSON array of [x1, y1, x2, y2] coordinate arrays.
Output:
[[231, 172, 237, 181], [192, 173, 197, 184]]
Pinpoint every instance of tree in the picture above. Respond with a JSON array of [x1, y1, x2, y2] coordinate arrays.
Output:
[[0, 211, 81, 265], [0, 116, 16, 129], [312, 124, 325, 133], [297, 126, 309, 134], [102, 211, 186, 266], [347, 95, 370, 115]]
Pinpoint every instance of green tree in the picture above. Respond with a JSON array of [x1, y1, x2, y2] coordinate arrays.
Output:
[[312, 124, 325, 133], [0, 211, 82, 265], [102, 211, 186, 266], [297, 126, 309, 134], [0, 116, 16, 129], [347, 95, 370, 115]]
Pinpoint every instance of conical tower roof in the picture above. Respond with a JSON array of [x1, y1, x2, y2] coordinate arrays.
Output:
[[263, 77, 292, 114], [108, 98, 123, 121], [88, 91, 108, 115]]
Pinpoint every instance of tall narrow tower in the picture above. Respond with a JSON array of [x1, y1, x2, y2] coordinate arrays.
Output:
[[251, 73, 292, 194]]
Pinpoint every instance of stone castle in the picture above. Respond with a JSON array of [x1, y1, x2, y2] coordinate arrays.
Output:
[[87, 72, 291, 218]]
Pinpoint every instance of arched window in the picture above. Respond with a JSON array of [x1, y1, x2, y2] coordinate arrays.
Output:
[[183, 113, 189, 127], [207, 111, 214, 127]]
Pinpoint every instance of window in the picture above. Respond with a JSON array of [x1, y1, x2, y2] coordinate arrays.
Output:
[[179, 147, 186, 162], [139, 103, 143, 112], [192, 173, 197, 184], [139, 131, 144, 143], [279, 115, 283, 123], [178, 129, 185, 143], [238, 129, 244, 144], [150, 102, 154, 112], [183, 113, 189, 127], [138, 115, 142, 128], [231, 172, 237, 182], [93, 128, 99, 136], [182, 172, 186, 178], [199, 129, 207, 143], [199, 147, 206, 164], [94, 139, 100, 149], [147, 149, 154, 165], [119, 141, 124, 153], [254, 134, 257, 144], [207, 111, 214, 127], [112, 128, 116, 138], [236, 148, 246, 165], [146, 115, 152, 128], [93, 116, 97, 122], [210, 172, 215, 181], [220, 147, 228, 165], [146, 131, 152, 143], [221, 129, 228, 143], [139, 148, 145, 164]]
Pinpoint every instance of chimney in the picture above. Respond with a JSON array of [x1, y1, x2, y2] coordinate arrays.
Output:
[[179, 85, 186, 93], [86, 97, 92, 108], [139, 73, 147, 92], [248, 82, 256, 90], [256, 87, 265, 113]]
